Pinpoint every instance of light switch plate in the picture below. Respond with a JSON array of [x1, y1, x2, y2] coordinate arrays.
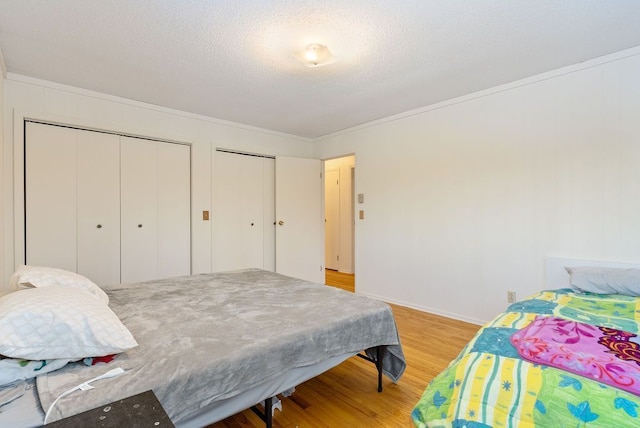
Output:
[[358, 193, 364, 203]]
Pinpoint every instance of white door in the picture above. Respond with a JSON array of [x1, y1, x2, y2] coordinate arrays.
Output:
[[275, 156, 323, 283], [213, 151, 268, 271], [262, 158, 276, 272], [324, 168, 340, 270], [25, 123, 77, 271], [120, 137, 159, 283], [121, 138, 191, 283], [76, 130, 121, 286], [157, 142, 191, 278]]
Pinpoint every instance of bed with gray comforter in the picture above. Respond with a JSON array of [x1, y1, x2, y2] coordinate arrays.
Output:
[[37, 269, 406, 424]]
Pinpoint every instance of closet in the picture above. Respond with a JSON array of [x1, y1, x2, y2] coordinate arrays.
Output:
[[213, 150, 275, 272], [212, 151, 324, 284], [25, 122, 191, 285]]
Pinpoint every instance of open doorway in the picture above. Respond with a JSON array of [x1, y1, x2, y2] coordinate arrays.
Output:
[[323, 155, 355, 292]]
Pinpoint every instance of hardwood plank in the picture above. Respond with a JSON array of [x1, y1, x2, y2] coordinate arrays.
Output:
[[209, 278, 479, 427], [324, 269, 354, 292]]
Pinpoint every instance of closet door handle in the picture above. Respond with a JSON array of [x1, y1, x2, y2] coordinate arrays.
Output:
[[96, 224, 103, 229], [138, 224, 143, 228], [278, 220, 284, 226]]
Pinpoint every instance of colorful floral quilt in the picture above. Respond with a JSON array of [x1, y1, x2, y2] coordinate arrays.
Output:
[[412, 289, 640, 427]]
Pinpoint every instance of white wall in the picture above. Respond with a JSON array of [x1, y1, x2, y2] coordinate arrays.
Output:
[[1, 75, 313, 292], [4, 48, 640, 325], [317, 47, 640, 324]]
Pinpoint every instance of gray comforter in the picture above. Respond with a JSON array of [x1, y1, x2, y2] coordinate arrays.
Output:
[[37, 269, 406, 423]]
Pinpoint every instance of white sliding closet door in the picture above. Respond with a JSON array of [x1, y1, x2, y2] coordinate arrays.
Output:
[[263, 158, 276, 272], [26, 123, 121, 285], [213, 151, 270, 271], [25, 124, 190, 285], [121, 138, 159, 283], [76, 131, 121, 285], [25, 123, 77, 272], [121, 137, 191, 283], [157, 142, 191, 278]]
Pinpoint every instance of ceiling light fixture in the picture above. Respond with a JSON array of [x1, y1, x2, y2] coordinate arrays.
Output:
[[295, 43, 336, 68]]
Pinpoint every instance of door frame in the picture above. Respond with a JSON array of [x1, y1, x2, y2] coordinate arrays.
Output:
[[324, 167, 340, 270], [322, 154, 357, 287]]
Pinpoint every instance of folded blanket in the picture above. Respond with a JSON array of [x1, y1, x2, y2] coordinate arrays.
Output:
[[511, 315, 640, 396], [0, 358, 77, 386]]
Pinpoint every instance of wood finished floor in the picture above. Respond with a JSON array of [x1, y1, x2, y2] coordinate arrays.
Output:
[[210, 270, 479, 427], [324, 269, 355, 293]]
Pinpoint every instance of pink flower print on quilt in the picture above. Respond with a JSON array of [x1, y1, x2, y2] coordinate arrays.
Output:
[[511, 315, 640, 396]]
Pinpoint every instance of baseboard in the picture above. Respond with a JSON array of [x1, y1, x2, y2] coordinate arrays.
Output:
[[355, 290, 486, 326]]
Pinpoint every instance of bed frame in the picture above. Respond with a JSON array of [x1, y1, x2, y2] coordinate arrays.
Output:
[[249, 346, 386, 428], [357, 345, 385, 392]]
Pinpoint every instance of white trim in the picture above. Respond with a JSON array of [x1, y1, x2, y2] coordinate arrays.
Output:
[[13, 111, 25, 270], [6, 73, 313, 144], [315, 45, 640, 142], [356, 290, 485, 326], [23, 115, 191, 147]]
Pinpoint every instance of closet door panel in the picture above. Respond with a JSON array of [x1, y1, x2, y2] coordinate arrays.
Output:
[[212, 152, 242, 272], [241, 155, 265, 269], [263, 158, 276, 271], [76, 131, 121, 286], [25, 123, 77, 271], [213, 151, 246, 271], [157, 142, 191, 278], [120, 137, 159, 283], [213, 151, 265, 271]]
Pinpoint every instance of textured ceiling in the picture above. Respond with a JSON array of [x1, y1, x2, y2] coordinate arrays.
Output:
[[1, 1, 640, 139]]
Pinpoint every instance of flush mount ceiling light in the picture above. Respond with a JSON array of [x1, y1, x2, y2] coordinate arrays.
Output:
[[295, 43, 336, 68]]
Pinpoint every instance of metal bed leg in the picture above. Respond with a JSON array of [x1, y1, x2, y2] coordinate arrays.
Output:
[[250, 396, 274, 428], [265, 396, 273, 428], [356, 345, 385, 392], [376, 345, 383, 393]]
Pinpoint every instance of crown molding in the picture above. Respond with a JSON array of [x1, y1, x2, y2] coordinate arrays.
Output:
[[315, 44, 640, 143], [6, 73, 314, 143]]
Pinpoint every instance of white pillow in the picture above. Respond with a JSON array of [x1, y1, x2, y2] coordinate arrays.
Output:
[[565, 266, 640, 296], [9, 265, 109, 304], [0, 287, 138, 360]]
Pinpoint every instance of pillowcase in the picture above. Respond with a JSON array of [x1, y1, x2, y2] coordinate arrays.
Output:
[[0, 287, 138, 360], [9, 265, 109, 304], [565, 266, 640, 296]]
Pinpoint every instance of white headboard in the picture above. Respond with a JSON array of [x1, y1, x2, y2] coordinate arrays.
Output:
[[545, 257, 640, 289]]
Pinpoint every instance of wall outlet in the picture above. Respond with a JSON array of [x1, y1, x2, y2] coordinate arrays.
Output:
[[507, 291, 517, 304]]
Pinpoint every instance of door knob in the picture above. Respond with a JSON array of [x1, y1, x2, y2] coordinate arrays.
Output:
[[278, 220, 284, 226], [96, 224, 102, 229], [138, 224, 143, 228]]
